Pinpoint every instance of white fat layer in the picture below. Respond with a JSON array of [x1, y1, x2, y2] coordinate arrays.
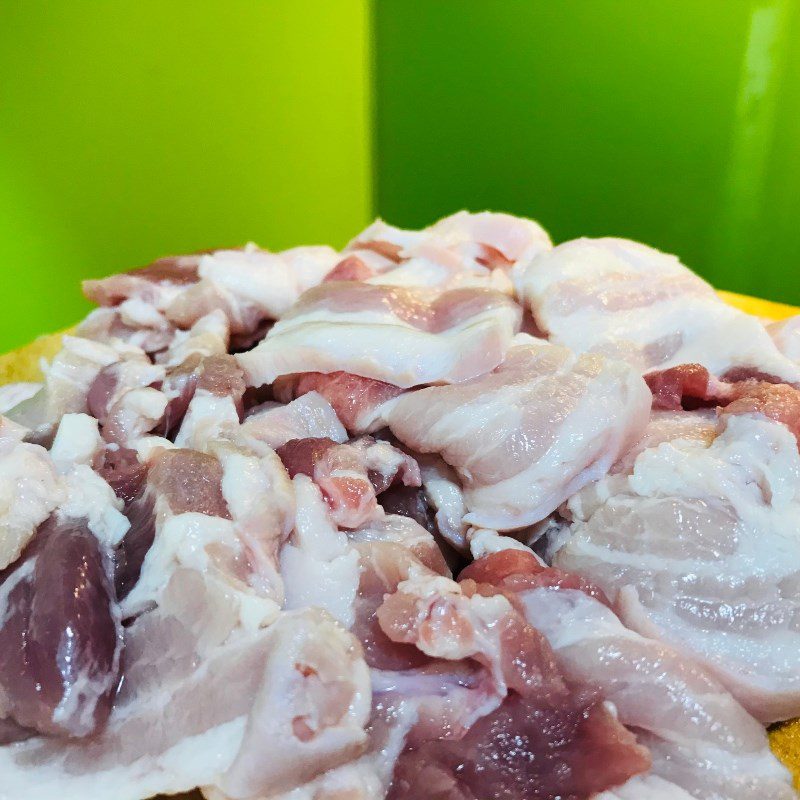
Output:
[[238, 303, 519, 388], [557, 414, 800, 723], [280, 476, 359, 628], [122, 512, 280, 631], [520, 237, 800, 381], [175, 391, 239, 449], [164, 309, 229, 367], [468, 528, 537, 561], [50, 413, 103, 470], [0, 440, 62, 570], [58, 465, 129, 547], [241, 392, 347, 450]]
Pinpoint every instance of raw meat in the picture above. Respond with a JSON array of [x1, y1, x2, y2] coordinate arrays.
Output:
[[240, 392, 347, 449], [0, 516, 122, 739], [237, 283, 522, 389], [554, 413, 800, 723], [273, 371, 404, 434], [518, 237, 800, 382], [387, 338, 651, 529], [523, 588, 795, 799]]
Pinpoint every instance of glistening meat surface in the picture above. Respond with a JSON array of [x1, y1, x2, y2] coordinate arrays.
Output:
[[517, 237, 800, 382], [554, 413, 800, 723], [387, 337, 651, 530], [237, 283, 522, 389]]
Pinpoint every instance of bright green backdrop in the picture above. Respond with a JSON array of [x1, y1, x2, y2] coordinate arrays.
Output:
[[2, 1, 799, 352], [374, 0, 800, 306], [0, 1, 372, 350]]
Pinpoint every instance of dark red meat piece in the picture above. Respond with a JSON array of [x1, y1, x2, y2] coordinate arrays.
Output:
[[0, 517, 122, 738]]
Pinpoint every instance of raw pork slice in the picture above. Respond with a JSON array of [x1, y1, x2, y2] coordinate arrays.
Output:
[[522, 588, 794, 799], [554, 413, 800, 723], [0, 606, 370, 800], [517, 237, 800, 382], [236, 283, 522, 389], [346, 211, 551, 280], [240, 392, 347, 450], [387, 337, 651, 530], [273, 371, 404, 434], [166, 244, 341, 335]]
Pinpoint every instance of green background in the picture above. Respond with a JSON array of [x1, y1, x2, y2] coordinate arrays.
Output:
[[0, 1, 372, 350], [1, 0, 799, 352]]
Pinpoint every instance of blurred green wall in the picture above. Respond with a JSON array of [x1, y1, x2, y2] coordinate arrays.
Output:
[[373, 0, 800, 305], [0, 1, 372, 350]]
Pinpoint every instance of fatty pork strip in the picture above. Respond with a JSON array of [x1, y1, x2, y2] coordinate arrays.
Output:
[[386, 336, 651, 531], [340, 210, 552, 293], [0, 420, 373, 799], [237, 282, 522, 390], [5, 335, 162, 442], [81, 243, 341, 353], [516, 237, 800, 382], [467, 550, 794, 799], [553, 400, 800, 724]]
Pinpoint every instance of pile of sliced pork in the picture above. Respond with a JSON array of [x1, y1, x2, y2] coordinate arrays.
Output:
[[1, 211, 799, 800]]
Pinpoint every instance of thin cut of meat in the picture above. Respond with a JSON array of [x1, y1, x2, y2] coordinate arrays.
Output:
[[165, 244, 341, 335], [387, 337, 651, 530], [0, 516, 122, 739], [237, 283, 522, 389], [273, 371, 405, 434], [0, 604, 369, 800], [518, 237, 800, 382], [240, 392, 347, 450], [83, 252, 203, 309], [554, 413, 800, 723], [346, 211, 551, 282], [379, 570, 649, 800], [522, 588, 795, 799]]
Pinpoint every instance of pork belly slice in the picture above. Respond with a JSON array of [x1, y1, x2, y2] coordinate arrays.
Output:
[[524, 588, 794, 799], [379, 570, 649, 799], [0, 604, 369, 800], [554, 412, 800, 723], [236, 283, 522, 389], [387, 338, 651, 530], [83, 252, 203, 309], [240, 392, 347, 449], [165, 244, 341, 335], [121, 440, 294, 626], [462, 548, 794, 798], [273, 371, 404, 434], [346, 211, 551, 282], [517, 237, 800, 382]]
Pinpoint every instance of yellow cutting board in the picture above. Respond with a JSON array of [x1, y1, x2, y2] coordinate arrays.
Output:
[[0, 292, 798, 794]]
